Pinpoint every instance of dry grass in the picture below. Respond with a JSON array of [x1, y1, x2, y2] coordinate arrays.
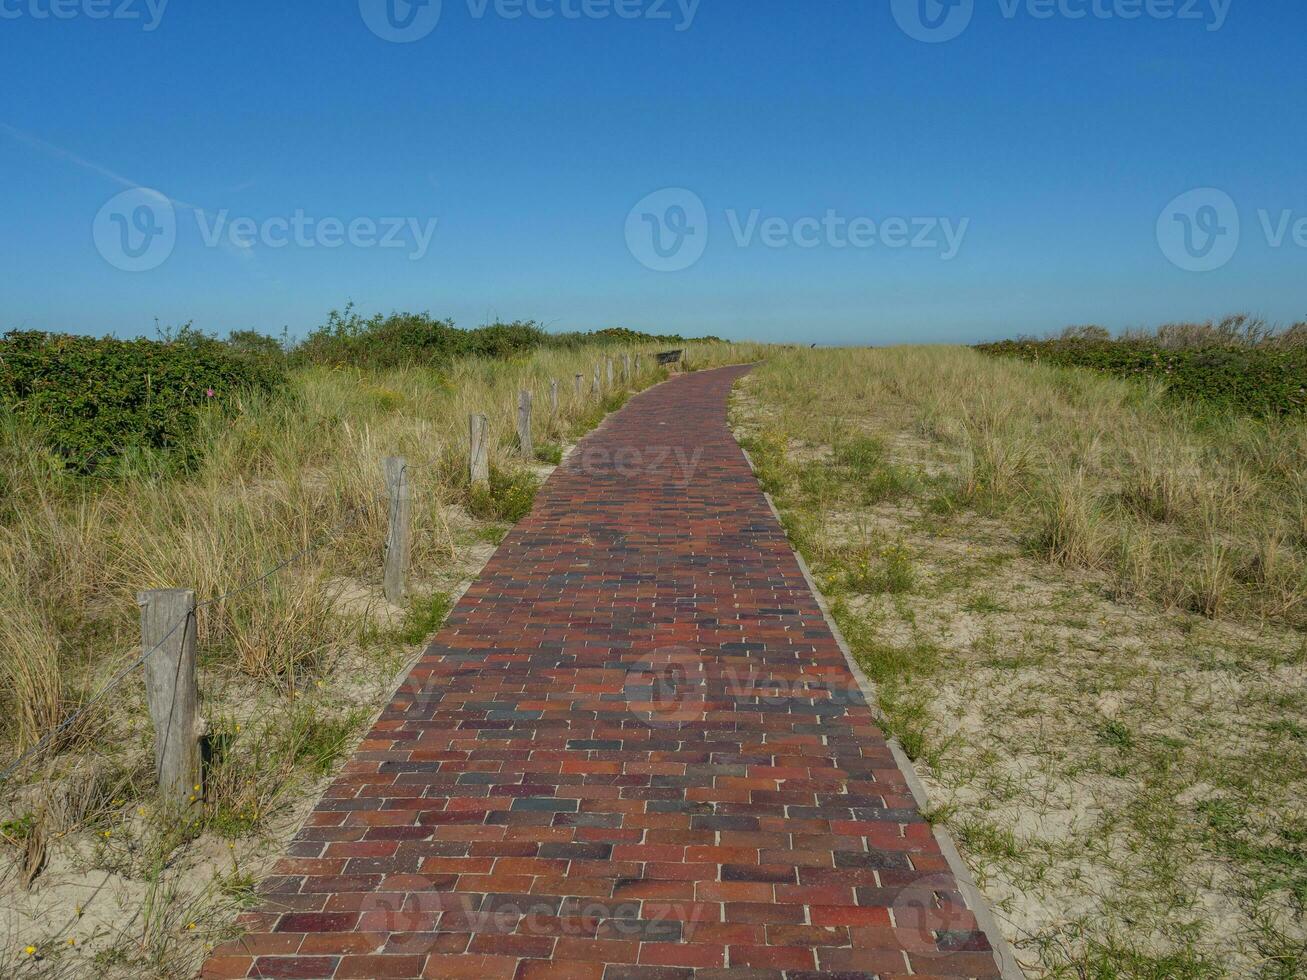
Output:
[[0, 340, 767, 976], [731, 346, 1306, 978]]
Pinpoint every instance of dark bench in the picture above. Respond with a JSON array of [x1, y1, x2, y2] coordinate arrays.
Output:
[[656, 349, 684, 365]]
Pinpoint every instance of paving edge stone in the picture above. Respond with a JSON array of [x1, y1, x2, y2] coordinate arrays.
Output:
[[738, 442, 1028, 980]]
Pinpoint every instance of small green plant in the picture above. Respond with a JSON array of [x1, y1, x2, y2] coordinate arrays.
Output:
[[398, 592, 452, 646], [468, 466, 540, 522], [964, 593, 1009, 614], [842, 543, 917, 595], [1096, 719, 1134, 751], [535, 442, 564, 465], [476, 524, 509, 545], [0, 813, 35, 846]]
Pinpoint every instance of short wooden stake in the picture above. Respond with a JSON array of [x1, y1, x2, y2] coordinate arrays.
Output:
[[469, 413, 489, 485], [139, 589, 201, 811], [574, 373, 584, 399], [592, 365, 601, 396], [606, 358, 615, 387], [517, 390, 533, 459], [549, 379, 559, 415], [622, 353, 631, 384], [383, 456, 411, 604]]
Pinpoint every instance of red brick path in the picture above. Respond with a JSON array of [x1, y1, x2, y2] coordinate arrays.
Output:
[[203, 366, 1002, 979]]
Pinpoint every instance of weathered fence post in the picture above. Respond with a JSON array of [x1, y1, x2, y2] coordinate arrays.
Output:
[[635, 353, 642, 375], [469, 413, 489, 485], [517, 390, 533, 459], [140, 589, 201, 811], [383, 456, 411, 604], [549, 379, 559, 415], [622, 353, 631, 384], [574, 373, 584, 400], [592, 365, 602, 396], [606, 358, 615, 388]]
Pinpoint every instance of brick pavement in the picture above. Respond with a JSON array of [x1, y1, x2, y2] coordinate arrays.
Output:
[[202, 365, 1003, 979]]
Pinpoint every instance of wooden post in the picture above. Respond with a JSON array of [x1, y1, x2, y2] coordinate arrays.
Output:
[[383, 456, 411, 604], [549, 379, 559, 415], [140, 589, 200, 811], [606, 358, 615, 388], [635, 353, 642, 375], [574, 373, 583, 400], [592, 365, 601, 396], [622, 353, 631, 384], [469, 413, 489, 485], [517, 390, 533, 459]]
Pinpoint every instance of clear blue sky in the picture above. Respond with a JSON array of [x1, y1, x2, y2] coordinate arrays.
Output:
[[2, 0, 1303, 345]]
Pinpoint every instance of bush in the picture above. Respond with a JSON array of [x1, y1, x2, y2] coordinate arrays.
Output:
[[976, 337, 1307, 417], [467, 466, 539, 522], [294, 306, 715, 368], [0, 328, 287, 474]]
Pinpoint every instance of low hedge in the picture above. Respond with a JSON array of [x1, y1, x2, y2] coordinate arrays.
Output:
[[976, 339, 1307, 418], [0, 329, 287, 474]]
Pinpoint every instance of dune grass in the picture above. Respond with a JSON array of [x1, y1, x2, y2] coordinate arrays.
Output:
[[0, 339, 766, 976], [731, 345, 1306, 978]]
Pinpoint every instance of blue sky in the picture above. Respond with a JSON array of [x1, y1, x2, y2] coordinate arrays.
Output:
[[1, 0, 1303, 345]]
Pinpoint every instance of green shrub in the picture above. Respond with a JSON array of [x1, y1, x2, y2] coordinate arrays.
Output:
[[0, 328, 286, 474], [468, 466, 539, 522], [535, 442, 564, 465], [976, 338, 1307, 417], [292, 305, 714, 370]]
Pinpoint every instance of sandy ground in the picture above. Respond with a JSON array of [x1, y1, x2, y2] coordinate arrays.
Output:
[[731, 377, 1306, 977]]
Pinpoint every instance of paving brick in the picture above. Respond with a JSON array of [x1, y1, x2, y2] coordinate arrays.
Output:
[[202, 367, 1002, 980]]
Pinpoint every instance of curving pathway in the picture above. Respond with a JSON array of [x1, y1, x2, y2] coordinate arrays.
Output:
[[203, 365, 1004, 980]]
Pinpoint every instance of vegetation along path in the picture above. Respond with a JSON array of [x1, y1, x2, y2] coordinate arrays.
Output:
[[202, 366, 1008, 979]]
